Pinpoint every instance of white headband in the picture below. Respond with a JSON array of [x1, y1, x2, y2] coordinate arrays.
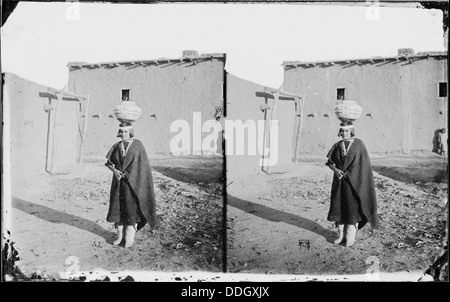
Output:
[[119, 126, 133, 130], [340, 125, 354, 130]]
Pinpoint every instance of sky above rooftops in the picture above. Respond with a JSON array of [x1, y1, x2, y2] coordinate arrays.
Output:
[[1, 2, 446, 89]]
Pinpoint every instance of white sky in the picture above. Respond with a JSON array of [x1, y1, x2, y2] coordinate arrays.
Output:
[[1, 2, 446, 89]]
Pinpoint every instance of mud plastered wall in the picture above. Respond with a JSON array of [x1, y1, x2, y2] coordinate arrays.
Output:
[[6, 73, 79, 177], [226, 74, 296, 176], [68, 58, 225, 157], [283, 56, 447, 155]]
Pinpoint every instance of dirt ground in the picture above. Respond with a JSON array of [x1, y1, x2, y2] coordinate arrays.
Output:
[[226, 152, 448, 278], [5, 155, 224, 280], [4, 152, 448, 281]]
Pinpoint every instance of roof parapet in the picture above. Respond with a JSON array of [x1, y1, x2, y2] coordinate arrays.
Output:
[[283, 51, 447, 69], [67, 52, 226, 70]]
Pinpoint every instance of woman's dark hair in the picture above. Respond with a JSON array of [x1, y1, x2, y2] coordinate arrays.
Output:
[[117, 128, 135, 138], [117, 122, 135, 138], [337, 121, 355, 137], [337, 128, 355, 137]]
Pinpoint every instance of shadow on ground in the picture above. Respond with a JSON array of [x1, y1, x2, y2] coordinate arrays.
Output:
[[372, 164, 448, 184], [227, 194, 335, 242], [152, 156, 224, 185], [12, 196, 114, 243]]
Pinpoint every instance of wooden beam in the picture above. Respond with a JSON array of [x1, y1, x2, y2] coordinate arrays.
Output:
[[61, 97, 80, 102], [47, 88, 87, 100], [264, 87, 302, 99]]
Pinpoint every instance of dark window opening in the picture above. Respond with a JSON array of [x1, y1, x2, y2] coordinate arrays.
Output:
[[122, 89, 130, 101], [337, 88, 345, 100], [439, 82, 447, 98]]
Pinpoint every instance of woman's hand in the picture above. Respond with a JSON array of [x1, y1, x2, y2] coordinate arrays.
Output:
[[113, 169, 124, 180], [327, 162, 346, 179], [334, 169, 345, 179]]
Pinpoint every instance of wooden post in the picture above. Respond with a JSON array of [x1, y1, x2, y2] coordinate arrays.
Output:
[[46, 95, 60, 174], [78, 95, 89, 164], [262, 93, 280, 173], [294, 94, 305, 163], [261, 101, 270, 173]]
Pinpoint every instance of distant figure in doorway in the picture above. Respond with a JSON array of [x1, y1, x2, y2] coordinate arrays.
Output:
[[325, 121, 378, 247], [105, 122, 157, 248], [435, 128, 447, 156]]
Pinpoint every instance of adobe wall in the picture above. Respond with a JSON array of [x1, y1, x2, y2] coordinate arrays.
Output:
[[67, 59, 225, 157], [226, 74, 296, 176], [283, 57, 447, 155], [5, 73, 79, 178]]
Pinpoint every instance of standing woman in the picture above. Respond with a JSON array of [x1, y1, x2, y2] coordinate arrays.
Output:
[[105, 122, 157, 248], [437, 128, 447, 156], [326, 121, 378, 247]]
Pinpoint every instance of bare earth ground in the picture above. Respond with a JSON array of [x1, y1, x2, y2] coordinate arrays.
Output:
[[7, 156, 224, 280], [4, 153, 448, 281], [226, 153, 448, 278]]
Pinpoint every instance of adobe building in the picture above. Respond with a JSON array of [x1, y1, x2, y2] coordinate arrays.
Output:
[[225, 73, 301, 176], [66, 51, 226, 158], [3, 72, 86, 177], [282, 49, 448, 157]]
